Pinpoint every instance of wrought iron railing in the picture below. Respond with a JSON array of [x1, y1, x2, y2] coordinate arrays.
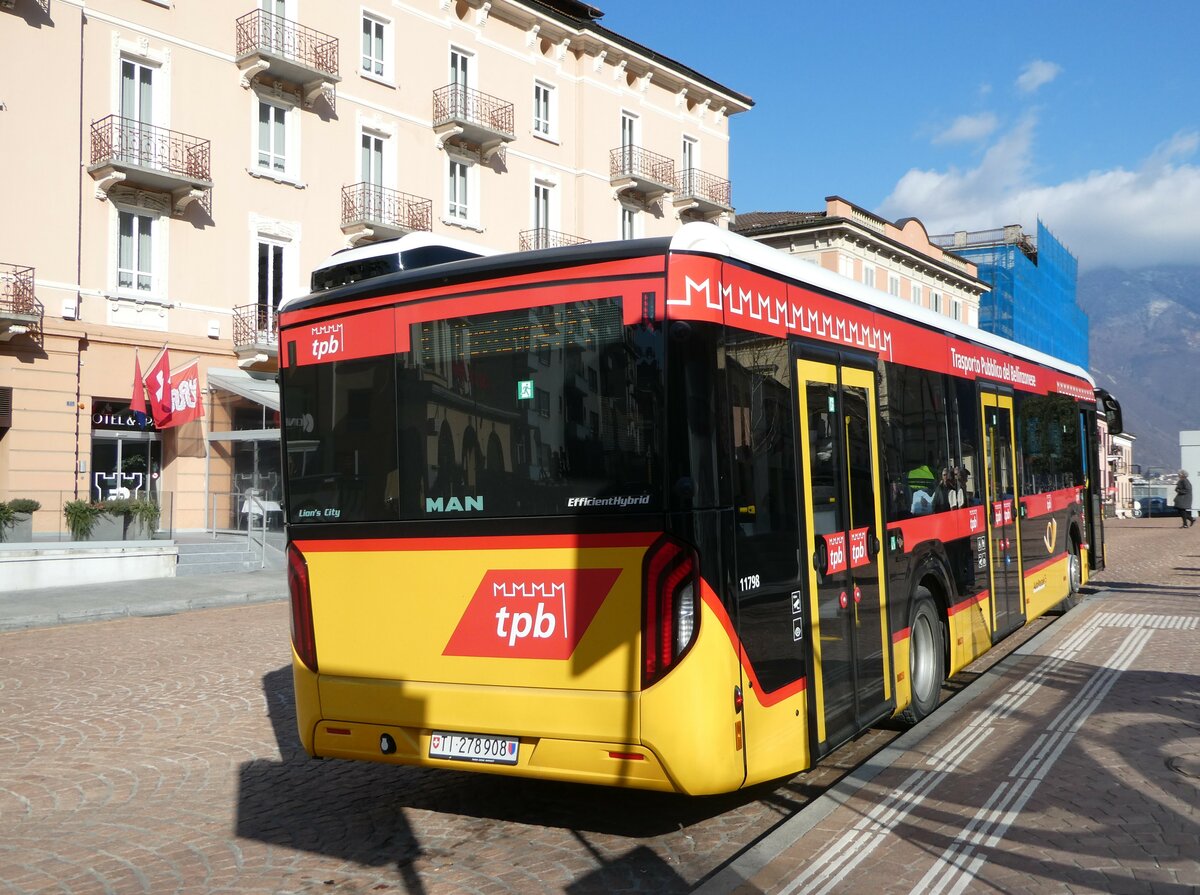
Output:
[[232, 303, 278, 350], [432, 84, 515, 137], [341, 183, 432, 233], [235, 8, 339, 79], [519, 229, 591, 252], [676, 168, 732, 209], [0, 263, 39, 317], [610, 145, 675, 188], [90, 115, 212, 184]]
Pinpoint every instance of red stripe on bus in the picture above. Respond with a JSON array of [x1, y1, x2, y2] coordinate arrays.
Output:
[[280, 256, 666, 326], [292, 533, 659, 552], [1021, 486, 1083, 519], [947, 589, 989, 616], [1023, 554, 1064, 578], [700, 584, 807, 708], [891, 506, 987, 550]]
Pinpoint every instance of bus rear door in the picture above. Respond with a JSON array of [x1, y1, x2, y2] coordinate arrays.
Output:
[[796, 356, 892, 758]]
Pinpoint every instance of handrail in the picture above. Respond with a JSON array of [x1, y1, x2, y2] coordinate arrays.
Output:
[[89, 114, 212, 184], [235, 8, 339, 79], [341, 182, 432, 232], [432, 83, 515, 136]]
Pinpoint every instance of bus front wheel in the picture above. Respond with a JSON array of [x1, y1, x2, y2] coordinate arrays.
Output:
[[901, 590, 945, 726]]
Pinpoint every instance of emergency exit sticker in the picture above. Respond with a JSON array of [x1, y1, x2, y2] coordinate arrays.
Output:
[[517, 380, 534, 400]]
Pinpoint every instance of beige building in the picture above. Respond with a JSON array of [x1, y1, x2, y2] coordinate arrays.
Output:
[[0, 0, 751, 535], [732, 197, 986, 327]]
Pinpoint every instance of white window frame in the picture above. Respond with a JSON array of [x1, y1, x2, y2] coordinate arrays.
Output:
[[111, 203, 166, 302], [444, 157, 480, 230], [888, 274, 900, 297], [361, 11, 393, 85], [532, 180, 554, 234], [862, 264, 875, 289], [680, 135, 698, 193], [619, 205, 639, 241], [250, 91, 301, 184], [951, 298, 962, 322], [911, 283, 923, 306], [533, 80, 556, 141], [930, 290, 943, 314], [838, 254, 855, 280]]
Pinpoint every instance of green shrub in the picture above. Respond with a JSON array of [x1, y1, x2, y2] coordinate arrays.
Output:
[[104, 497, 161, 532], [63, 499, 106, 540], [0, 501, 15, 533], [7, 498, 41, 514]]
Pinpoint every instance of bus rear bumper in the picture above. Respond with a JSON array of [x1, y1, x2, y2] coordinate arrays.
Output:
[[308, 719, 676, 791]]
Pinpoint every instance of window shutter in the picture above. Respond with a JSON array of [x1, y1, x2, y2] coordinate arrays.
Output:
[[0, 386, 12, 429]]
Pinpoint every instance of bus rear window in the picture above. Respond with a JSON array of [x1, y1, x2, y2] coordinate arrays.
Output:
[[282, 296, 665, 522]]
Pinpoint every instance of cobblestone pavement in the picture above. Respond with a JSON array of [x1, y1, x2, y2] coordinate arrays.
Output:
[[706, 516, 1200, 894], [1, 519, 1188, 894]]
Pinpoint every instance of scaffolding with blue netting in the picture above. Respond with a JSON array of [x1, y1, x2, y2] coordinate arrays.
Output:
[[932, 220, 1089, 369]]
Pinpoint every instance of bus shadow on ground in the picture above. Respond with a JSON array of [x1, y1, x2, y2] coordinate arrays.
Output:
[[237, 664, 769, 893]]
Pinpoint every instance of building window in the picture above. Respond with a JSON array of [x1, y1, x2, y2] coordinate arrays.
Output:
[[911, 283, 922, 306], [257, 100, 288, 173], [361, 14, 389, 79], [681, 135, 698, 193], [951, 299, 962, 322], [930, 290, 942, 314], [839, 255, 854, 280], [620, 206, 637, 240], [257, 240, 285, 318], [533, 81, 554, 138], [863, 264, 875, 289], [531, 181, 552, 245], [118, 210, 153, 292], [448, 159, 470, 222], [888, 274, 900, 297]]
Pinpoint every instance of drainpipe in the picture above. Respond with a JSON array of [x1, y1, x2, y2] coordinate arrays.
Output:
[[73, 8, 86, 499]]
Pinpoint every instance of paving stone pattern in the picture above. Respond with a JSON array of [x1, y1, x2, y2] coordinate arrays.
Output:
[[1, 518, 1195, 894]]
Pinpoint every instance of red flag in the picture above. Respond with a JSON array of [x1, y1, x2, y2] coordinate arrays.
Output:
[[159, 359, 204, 428], [146, 348, 173, 427], [130, 351, 147, 417]]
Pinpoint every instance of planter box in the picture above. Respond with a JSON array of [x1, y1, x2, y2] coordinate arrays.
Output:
[[0, 513, 33, 543], [89, 515, 125, 542]]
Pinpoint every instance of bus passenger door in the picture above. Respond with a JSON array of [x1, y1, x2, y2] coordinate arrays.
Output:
[[797, 358, 892, 758], [981, 390, 1024, 637]]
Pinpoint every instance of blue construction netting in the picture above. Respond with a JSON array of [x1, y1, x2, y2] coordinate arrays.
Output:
[[950, 220, 1089, 368]]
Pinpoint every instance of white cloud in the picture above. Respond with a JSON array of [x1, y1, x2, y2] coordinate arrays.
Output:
[[933, 113, 999, 145], [1016, 60, 1062, 93], [878, 124, 1200, 269]]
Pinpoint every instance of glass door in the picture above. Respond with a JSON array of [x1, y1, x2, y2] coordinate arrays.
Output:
[[91, 434, 161, 501], [796, 358, 891, 757], [981, 390, 1024, 636]]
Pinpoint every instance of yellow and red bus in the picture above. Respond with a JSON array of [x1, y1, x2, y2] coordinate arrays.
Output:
[[278, 223, 1117, 795]]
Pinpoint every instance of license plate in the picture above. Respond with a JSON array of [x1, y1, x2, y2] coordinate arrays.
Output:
[[429, 731, 519, 765]]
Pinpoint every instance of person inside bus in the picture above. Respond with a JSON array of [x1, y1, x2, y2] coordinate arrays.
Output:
[[908, 462, 936, 515], [932, 466, 957, 513]]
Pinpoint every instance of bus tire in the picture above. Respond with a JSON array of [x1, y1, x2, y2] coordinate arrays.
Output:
[[1056, 539, 1084, 612], [901, 590, 945, 726]]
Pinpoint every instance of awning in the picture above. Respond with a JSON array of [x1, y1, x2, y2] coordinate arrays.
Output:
[[208, 367, 279, 411]]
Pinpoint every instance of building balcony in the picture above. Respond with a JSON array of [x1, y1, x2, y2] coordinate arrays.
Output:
[[673, 168, 732, 219], [232, 303, 278, 369], [234, 9, 339, 109], [432, 84, 515, 161], [610, 146, 675, 203], [519, 228, 591, 252], [0, 263, 42, 342], [88, 115, 212, 214], [341, 183, 432, 245]]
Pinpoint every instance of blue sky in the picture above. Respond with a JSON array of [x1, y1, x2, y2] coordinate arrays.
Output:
[[600, 1, 1200, 270]]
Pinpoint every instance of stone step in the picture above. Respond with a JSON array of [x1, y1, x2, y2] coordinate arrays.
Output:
[[176, 559, 259, 576]]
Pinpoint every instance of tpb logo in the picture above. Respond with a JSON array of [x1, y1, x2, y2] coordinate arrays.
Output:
[[443, 569, 621, 659], [310, 322, 345, 360]]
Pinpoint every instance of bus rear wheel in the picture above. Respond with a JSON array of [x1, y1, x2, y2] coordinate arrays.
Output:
[[901, 590, 945, 725]]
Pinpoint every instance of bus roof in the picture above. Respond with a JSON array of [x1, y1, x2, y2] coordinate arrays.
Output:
[[283, 223, 1093, 389]]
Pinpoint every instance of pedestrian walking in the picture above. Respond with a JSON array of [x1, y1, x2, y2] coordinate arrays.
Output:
[[1174, 470, 1193, 527]]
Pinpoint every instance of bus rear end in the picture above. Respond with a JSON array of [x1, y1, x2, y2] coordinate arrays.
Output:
[[279, 247, 745, 794]]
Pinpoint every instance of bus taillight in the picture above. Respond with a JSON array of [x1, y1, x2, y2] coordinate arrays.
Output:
[[287, 543, 318, 672], [642, 535, 700, 688]]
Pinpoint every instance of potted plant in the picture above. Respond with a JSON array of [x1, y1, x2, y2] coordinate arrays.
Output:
[[0, 498, 40, 542], [102, 497, 161, 539], [63, 499, 107, 541]]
